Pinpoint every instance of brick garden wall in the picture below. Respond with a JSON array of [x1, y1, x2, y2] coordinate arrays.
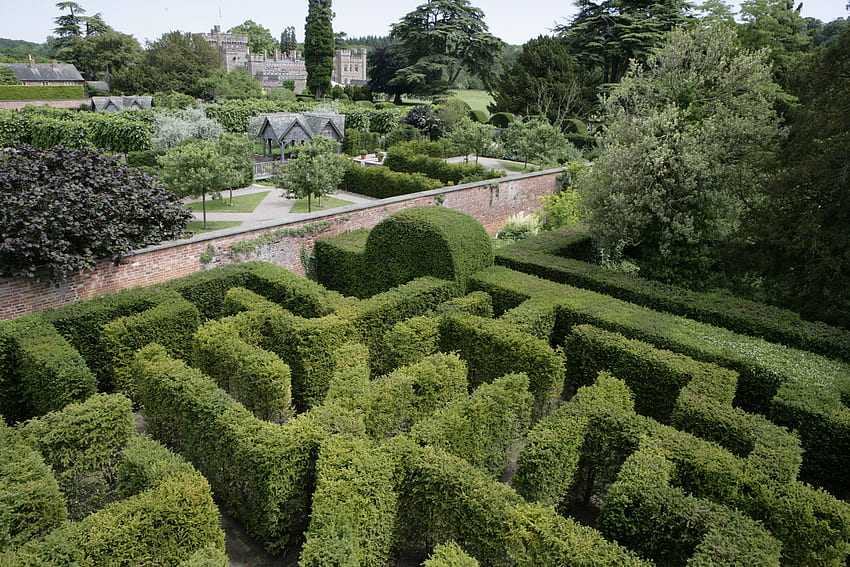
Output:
[[0, 99, 92, 110], [0, 168, 564, 321]]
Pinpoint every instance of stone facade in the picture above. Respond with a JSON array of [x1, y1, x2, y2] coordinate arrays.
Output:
[[201, 26, 367, 93], [0, 169, 564, 321]]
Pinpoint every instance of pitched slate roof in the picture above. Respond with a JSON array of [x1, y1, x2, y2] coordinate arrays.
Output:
[[91, 96, 153, 111], [1, 63, 84, 82], [257, 112, 345, 141]]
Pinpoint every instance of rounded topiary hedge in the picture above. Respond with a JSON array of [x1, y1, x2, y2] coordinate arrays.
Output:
[[363, 206, 494, 294]]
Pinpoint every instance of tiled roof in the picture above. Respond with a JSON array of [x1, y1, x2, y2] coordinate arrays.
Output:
[[1, 63, 84, 82]]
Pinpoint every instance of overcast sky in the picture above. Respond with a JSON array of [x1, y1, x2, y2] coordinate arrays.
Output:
[[0, 0, 846, 47]]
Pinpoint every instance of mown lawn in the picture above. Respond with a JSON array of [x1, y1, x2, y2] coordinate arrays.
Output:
[[185, 191, 270, 213], [289, 195, 354, 213], [449, 89, 494, 115], [185, 220, 242, 234]]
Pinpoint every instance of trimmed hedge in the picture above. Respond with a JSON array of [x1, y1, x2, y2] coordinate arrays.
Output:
[[314, 228, 369, 298], [131, 344, 364, 553], [341, 162, 443, 199], [599, 441, 782, 566], [99, 298, 201, 396], [496, 227, 850, 362], [389, 438, 649, 567], [193, 316, 292, 423], [163, 263, 257, 320], [0, 85, 85, 100], [384, 145, 503, 185], [356, 353, 469, 440], [240, 261, 350, 316], [0, 314, 96, 420], [44, 285, 184, 386], [411, 373, 533, 476], [0, 419, 67, 551], [299, 435, 398, 567], [379, 316, 440, 374], [567, 325, 803, 481], [423, 542, 480, 567], [19, 393, 135, 519], [438, 312, 564, 415], [433, 291, 494, 318], [363, 207, 494, 295], [471, 266, 850, 493]]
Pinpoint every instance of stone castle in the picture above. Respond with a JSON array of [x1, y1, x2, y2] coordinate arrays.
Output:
[[202, 26, 367, 93]]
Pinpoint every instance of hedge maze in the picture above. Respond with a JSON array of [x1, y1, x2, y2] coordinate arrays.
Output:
[[1, 209, 849, 566]]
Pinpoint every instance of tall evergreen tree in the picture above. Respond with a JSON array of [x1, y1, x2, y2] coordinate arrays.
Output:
[[737, 0, 812, 87], [280, 26, 298, 53], [304, 0, 335, 99]]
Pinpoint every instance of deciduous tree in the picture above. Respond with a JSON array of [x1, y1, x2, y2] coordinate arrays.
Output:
[[449, 117, 492, 162], [579, 25, 783, 287], [270, 138, 349, 212], [228, 20, 277, 56]]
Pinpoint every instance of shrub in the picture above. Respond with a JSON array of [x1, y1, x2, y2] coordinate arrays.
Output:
[[241, 261, 350, 316], [163, 263, 256, 320], [340, 164, 443, 199], [0, 314, 96, 421], [379, 316, 440, 374], [0, 144, 190, 280], [0, 85, 85, 100], [362, 206, 493, 295], [0, 419, 67, 551], [468, 109, 488, 123], [299, 435, 398, 567], [489, 112, 515, 128], [384, 143, 502, 185], [412, 373, 533, 476], [314, 229, 369, 298]]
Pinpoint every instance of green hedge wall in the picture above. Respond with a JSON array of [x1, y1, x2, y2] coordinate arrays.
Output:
[[18, 393, 135, 519], [363, 207, 493, 295], [599, 441, 782, 566], [379, 316, 440, 375], [0, 419, 67, 552], [384, 145, 503, 185], [299, 435, 398, 567], [240, 261, 350, 316], [315, 228, 369, 298], [472, 266, 850, 493], [0, 85, 85, 100], [341, 165, 443, 199], [193, 316, 292, 423], [437, 312, 564, 415], [0, 314, 96, 421], [496, 227, 850, 362], [131, 343, 343, 553], [163, 263, 257, 320], [99, 298, 201, 396], [45, 285, 183, 388], [389, 438, 649, 567], [423, 542, 480, 567], [411, 373, 533, 476]]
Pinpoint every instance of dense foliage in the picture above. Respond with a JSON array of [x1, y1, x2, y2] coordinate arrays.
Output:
[[0, 144, 190, 280], [304, 0, 335, 98]]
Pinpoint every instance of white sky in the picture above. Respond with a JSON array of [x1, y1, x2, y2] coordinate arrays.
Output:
[[0, 0, 846, 47]]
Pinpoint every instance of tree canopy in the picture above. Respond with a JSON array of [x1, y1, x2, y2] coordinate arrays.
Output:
[[304, 0, 335, 98], [229, 20, 277, 56], [737, 0, 813, 86], [0, 144, 190, 280], [579, 24, 783, 287], [380, 0, 503, 99], [270, 138, 349, 212]]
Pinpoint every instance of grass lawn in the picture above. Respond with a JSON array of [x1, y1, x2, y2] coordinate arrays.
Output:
[[498, 160, 538, 173], [449, 89, 494, 115], [185, 191, 270, 213], [185, 220, 242, 234], [289, 195, 354, 213]]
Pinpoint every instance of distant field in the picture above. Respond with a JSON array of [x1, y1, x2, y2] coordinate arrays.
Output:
[[449, 89, 494, 116]]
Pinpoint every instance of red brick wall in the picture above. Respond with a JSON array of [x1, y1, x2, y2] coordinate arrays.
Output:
[[0, 168, 563, 321]]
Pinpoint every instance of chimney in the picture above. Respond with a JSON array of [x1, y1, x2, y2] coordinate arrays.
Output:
[[51, 58, 58, 69], [28, 54, 36, 69]]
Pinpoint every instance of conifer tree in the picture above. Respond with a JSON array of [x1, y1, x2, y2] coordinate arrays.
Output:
[[304, 0, 334, 98]]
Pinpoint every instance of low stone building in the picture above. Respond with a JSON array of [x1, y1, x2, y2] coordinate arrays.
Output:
[[202, 26, 367, 93], [1, 57, 84, 86]]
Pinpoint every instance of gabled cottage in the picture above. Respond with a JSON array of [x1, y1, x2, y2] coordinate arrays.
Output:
[[257, 112, 345, 158], [91, 96, 153, 112]]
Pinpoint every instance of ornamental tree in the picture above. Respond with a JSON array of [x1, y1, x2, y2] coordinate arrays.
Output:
[[270, 138, 349, 212], [0, 144, 190, 280]]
